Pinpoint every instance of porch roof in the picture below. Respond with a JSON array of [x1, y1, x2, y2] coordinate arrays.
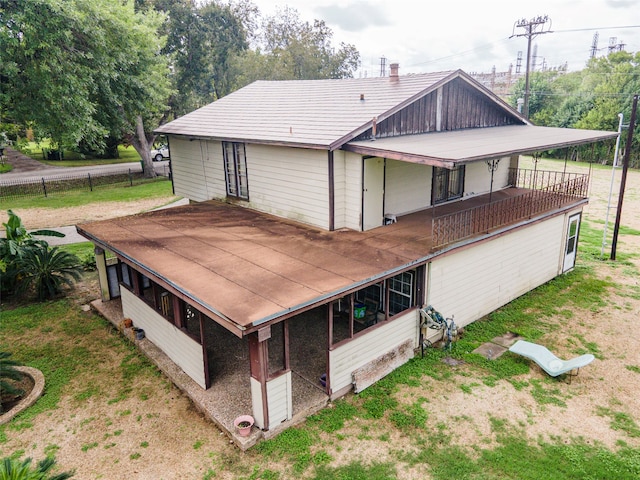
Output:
[[343, 125, 618, 168]]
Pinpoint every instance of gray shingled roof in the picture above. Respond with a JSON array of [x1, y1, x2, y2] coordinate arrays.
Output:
[[345, 125, 619, 168], [155, 71, 459, 148]]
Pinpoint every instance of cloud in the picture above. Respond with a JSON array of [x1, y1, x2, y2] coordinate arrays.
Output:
[[605, 0, 638, 8], [314, 2, 391, 32]]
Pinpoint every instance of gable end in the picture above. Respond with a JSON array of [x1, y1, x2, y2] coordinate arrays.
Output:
[[354, 77, 523, 141]]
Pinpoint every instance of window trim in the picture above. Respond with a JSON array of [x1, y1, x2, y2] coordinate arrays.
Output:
[[222, 141, 249, 200]]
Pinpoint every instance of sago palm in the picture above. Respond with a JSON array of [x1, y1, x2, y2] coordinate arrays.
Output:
[[0, 351, 23, 414], [16, 245, 82, 300], [0, 456, 74, 480]]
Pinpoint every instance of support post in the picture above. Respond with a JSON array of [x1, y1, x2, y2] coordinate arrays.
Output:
[[94, 246, 111, 301]]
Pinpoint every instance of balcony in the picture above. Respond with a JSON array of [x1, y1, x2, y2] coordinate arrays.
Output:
[[431, 168, 589, 248]]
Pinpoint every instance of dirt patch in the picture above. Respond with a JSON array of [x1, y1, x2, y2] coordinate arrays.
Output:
[[1, 197, 181, 230]]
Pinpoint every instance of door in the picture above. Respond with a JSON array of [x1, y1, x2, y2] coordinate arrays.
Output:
[[362, 157, 385, 230], [563, 213, 581, 272]]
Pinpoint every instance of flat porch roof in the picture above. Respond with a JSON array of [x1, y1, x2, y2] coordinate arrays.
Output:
[[76, 188, 554, 335]]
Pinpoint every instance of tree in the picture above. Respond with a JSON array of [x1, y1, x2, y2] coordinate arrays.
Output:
[[0, 0, 172, 177], [155, 0, 248, 117], [0, 456, 74, 480], [232, 6, 360, 85]]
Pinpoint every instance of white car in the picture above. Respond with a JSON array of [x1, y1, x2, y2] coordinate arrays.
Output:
[[150, 145, 169, 162]]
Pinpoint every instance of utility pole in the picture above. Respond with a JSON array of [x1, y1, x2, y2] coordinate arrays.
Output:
[[611, 94, 638, 260], [511, 15, 552, 119]]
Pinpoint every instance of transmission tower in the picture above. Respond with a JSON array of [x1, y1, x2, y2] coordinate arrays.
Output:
[[379, 56, 387, 77], [515, 51, 523, 74], [590, 32, 599, 59], [510, 15, 553, 119]]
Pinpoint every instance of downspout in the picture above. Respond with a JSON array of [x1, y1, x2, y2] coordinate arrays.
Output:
[[328, 151, 335, 231]]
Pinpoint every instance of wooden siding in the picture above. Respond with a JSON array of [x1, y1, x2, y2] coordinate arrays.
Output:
[[250, 377, 264, 429], [121, 289, 206, 388], [464, 157, 511, 196], [329, 312, 418, 393], [427, 214, 567, 327], [332, 150, 347, 229], [354, 77, 520, 140], [170, 137, 211, 202], [385, 160, 432, 215], [343, 151, 363, 230], [266, 372, 292, 426], [246, 144, 330, 229]]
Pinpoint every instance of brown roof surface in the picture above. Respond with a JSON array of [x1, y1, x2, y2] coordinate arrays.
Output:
[[155, 71, 465, 148], [78, 200, 441, 333], [344, 125, 619, 167]]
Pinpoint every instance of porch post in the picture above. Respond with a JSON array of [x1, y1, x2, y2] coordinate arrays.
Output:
[[94, 246, 110, 301], [249, 331, 270, 430]]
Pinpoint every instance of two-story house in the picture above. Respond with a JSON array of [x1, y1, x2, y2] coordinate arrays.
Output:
[[77, 67, 616, 441]]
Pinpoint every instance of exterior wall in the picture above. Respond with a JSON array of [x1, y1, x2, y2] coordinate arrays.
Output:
[[266, 372, 293, 426], [250, 370, 293, 430], [121, 289, 206, 388], [463, 156, 511, 197], [385, 159, 432, 215], [170, 137, 212, 201], [329, 311, 419, 394], [246, 144, 330, 229], [342, 151, 364, 231], [427, 213, 568, 327]]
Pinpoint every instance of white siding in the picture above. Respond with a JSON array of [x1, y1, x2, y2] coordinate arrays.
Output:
[[170, 137, 211, 202], [464, 156, 511, 197], [385, 160, 432, 215], [343, 152, 363, 230], [266, 372, 292, 426], [329, 312, 418, 393], [428, 215, 566, 327], [121, 289, 206, 388], [333, 150, 347, 230], [250, 377, 264, 429], [246, 144, 330, 229]]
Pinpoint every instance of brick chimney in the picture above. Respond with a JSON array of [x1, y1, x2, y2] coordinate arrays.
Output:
[[390, 63, 399, 81]]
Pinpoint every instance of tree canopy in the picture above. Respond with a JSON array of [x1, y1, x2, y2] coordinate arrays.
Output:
[[0, 0, 172, 172]]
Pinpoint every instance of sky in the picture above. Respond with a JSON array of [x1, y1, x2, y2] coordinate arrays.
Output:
[[249, 0, 640, 77]]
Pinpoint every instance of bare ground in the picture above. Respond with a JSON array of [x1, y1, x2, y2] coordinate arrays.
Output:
[[1, 161, 640, 479]]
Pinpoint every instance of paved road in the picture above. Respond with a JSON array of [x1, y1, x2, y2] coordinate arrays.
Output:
[[1, 147, 169, 182]]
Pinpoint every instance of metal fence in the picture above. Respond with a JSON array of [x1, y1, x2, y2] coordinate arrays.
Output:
[[432, 169, 590, 248], [0, 165, 170, 200]]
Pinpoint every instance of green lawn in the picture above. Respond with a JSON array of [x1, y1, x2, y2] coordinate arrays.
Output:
[[18, 140, 142, 166]]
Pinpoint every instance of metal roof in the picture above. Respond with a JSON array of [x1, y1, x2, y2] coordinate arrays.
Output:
[[156, 70, 478, 148], [344, 125, 619, 168]]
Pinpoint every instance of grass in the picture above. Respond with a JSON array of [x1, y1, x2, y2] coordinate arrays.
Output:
[[19, 141, 142, 166], [0, 176, 175, 210]]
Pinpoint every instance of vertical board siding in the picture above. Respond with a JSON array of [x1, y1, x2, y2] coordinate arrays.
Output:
[[343, 152, 363, 230], [354, 78, 518, 141], [250, 377, 265, 429], [121, 289, 206, 388], [246, 144, 330, 229], [329, 312, 418, 393], [428, 215, 566, 327], [170, 137, 210, 202], [464, 157, 511, 196], [266, 372, 292, 425], [385, 160, 432, 215], [203, 140, 227, 198], [333, 150, 347, 229]]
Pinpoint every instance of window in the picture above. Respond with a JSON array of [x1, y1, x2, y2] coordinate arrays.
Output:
[[432, 165, 465, 204], [222, 142, 248, 200], [388, 271, 413, 315]]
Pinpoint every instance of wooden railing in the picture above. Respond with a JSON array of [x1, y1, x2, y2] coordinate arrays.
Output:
[[431, 169, 589, 248]]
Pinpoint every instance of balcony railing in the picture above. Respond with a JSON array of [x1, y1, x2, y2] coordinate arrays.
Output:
[[431, 168, 590, 248]]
